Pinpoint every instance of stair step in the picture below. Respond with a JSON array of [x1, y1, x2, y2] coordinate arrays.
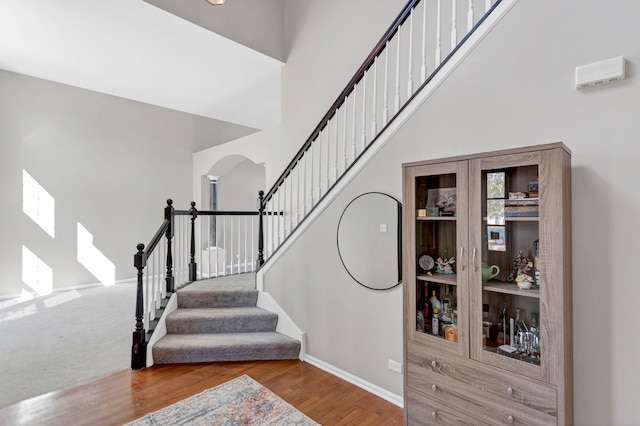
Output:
[[166, 307, 278, 334], [177, 286, 258, 308], [152, 332, 301, 364]]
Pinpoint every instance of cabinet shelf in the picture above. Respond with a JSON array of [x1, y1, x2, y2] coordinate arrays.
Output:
[[482, 282, 540, 298], [416, 215, 457, 221], [483, 216, 539, 222], [417, 273, 457, 285]]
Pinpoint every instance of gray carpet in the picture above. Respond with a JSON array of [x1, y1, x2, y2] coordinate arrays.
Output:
[[152, 276, 300, 364], [0, 282, 135, 408], [0, 273, 258, 408]]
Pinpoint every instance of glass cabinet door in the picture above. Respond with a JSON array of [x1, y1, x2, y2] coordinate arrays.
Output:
[[405, 161, 468, 357], [469, 153, 545, 379]]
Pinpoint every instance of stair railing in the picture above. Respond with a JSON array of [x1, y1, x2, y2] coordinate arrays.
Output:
[[131, 197, 265, 369], [132, 0, 507, 368], [260, 0, 503, 264]]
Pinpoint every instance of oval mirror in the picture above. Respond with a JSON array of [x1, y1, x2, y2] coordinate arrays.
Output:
[[337, 192, 402, 290]]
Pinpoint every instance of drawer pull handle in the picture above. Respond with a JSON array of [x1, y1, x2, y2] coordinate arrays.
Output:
[[507, 387, 513, 395], [431, 384, 437, 392], [507, 415, 514, 423], [431, 411, 437, 418], [431, 360, 437, 368]]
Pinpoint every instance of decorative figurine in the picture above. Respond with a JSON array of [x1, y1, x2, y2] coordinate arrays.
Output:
[[435, 256, 455, 274], [508, 250, 534, 288]]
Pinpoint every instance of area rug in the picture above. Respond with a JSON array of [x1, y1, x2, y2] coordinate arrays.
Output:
[[125, 374, 319, 425]]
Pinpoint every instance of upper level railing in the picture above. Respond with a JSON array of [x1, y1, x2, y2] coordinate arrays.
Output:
[[260, 0, 502, 263]]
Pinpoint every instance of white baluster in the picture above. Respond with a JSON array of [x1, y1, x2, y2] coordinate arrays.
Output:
[[361, 70, 367, 150], [421, 0, 427, 82], [451, 0, 458, 49], [343, 101, 348, 170], [352, 85, 357, 159], [317, 134, 322, 200], [230, 215, 234, 274], [435, 0, 442, 67], [222, 216, 227, 276], [325, 125, 330, 190], [383, 42, 390, 125], [302, 153, 307, 217], [467, 0, 474, 32], [296, 160, 302, 225], [276, 189, 281, 247], [289, 174, 293, 234], [407, 7, 414, 98], [215, 216, 220, 275], [243, 216, 247, 272], [395, 30, 401, 112], [309, 144, 314, 207], [372, 57, 378, 137], [334, 112, 339, 182]]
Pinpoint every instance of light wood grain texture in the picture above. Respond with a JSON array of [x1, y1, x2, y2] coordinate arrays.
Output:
[[0, 360, 402, 426], [403, 143, 572, 425]]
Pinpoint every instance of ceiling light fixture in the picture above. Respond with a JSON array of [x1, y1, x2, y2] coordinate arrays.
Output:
[[205, 0, 225, 5]]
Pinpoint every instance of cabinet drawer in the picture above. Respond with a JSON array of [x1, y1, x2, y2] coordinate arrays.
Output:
[[406, 387, 489, 426], [407, 341, 557, 416], [407, 362, 556, 426]]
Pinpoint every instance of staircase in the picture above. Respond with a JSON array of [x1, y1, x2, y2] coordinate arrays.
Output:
[[152, 276, 301, 364], [133, 0, 517, 369]]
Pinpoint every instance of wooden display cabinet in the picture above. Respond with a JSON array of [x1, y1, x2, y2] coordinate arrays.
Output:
[[403, 143, 572, 425]]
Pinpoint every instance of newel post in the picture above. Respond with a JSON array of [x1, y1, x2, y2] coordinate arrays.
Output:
[[165, 199, 175, 293], [188, 201, 198, 282], [258, 190, 265, 268], [131, 243, 147, 369]]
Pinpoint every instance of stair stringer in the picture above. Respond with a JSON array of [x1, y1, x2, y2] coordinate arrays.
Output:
[[262, 0, 518, 274], [145, 292, 178, 367], [256, 271, 307, 361]]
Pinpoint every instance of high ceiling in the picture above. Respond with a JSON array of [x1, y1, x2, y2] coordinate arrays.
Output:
[[0, 0, 284, 150]]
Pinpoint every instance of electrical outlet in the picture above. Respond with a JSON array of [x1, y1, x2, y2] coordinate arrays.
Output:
[[388, 359, 402, 373]]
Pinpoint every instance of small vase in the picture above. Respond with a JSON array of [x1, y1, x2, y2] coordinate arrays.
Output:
[[517, 281, 533, 290]]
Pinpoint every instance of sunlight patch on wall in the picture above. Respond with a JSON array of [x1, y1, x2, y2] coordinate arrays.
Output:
[[77, 223, 115, 287], [22, 245, 53, 296], [22, 170, 55, 238]]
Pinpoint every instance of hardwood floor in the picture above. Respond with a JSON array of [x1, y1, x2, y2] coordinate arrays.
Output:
[[0, 360, 403, 426]]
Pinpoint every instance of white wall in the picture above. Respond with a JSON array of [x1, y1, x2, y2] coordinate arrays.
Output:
[[0, 70, 200, 298], [193, 0, 408, 201], [194, 0, 640, 424]]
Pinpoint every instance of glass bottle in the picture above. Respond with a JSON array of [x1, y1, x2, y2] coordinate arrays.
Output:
[[530, 312, 540, 357], [482, 303, 492, 344], [431, 308, 440, 336], [430, 290, 442, 312], [497, 308, 509, 346], [445, 311, 458, 342]]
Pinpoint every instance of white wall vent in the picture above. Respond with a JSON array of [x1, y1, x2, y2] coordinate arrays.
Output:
[[575, 56, 626, 89]]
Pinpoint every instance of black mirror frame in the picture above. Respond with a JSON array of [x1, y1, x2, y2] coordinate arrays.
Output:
[[336, 192, 402, 291]]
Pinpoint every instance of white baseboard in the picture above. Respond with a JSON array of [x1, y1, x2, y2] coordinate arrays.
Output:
[[304, 354, 403, 408]]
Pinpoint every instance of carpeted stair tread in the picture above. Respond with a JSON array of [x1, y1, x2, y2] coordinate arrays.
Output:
[[166, 307, 278, 334], [152, 332, 301, 364], [177, 287, 258, 309]]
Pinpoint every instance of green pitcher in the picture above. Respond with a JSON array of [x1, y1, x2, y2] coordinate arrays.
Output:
[[481, 263, 500, 282]]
